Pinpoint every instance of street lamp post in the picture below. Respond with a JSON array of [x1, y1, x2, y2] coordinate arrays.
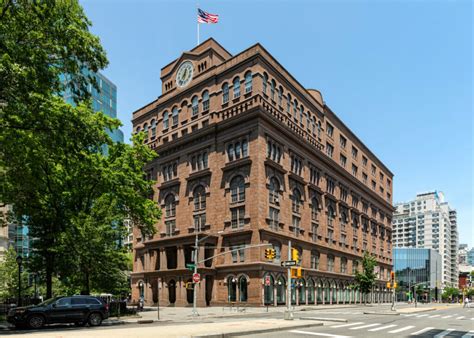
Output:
[[16, 255, 23, 307]]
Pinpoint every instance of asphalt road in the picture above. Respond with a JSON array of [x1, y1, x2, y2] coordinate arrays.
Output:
[[249, 306, 474, 338]]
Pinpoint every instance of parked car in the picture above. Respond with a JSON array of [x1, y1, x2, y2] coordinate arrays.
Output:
[[7, 295, 109, 329]]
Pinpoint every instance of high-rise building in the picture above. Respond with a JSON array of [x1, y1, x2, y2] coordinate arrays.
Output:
[[467, 248, 474, 266], [393, 248, 442, 302], [458, 244, 468, 265], [392, 191, 458, 289], [130, 39, 394, 307]]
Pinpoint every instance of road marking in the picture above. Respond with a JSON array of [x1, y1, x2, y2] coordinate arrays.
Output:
[[429, 314, 440, 318], [331, 322, 364, 328], [416, 314, 429, 317], [410, 327, 435, 335], [288, 330, 352, 338], [403, 314, 416, 317], [456, 316, 465, 319], [350, 323, 381, 330], [433, 328, 455, 338], [368, 324, 397, 332], [388, 325, 415, 333], [442, 315, 452, 318]]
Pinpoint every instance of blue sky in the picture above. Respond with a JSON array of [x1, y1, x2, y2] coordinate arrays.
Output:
[[81, 0, 473, 246]]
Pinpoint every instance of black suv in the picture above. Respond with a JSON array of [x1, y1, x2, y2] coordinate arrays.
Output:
[[7, 295, 109, 329]]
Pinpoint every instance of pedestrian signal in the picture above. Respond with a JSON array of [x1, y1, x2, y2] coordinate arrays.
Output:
[[291, 248, 300, 263], [265, 248, 276, 260]]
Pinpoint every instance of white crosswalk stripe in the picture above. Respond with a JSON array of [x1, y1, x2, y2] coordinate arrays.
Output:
[[410, 327, 435, 335], [288, 330, 352, 338], [416, 314, 429, 317], [434, 328, 455, 338], [368, 324, 397, 332], [456, 316, 465, 319], [429, 314, 440, 318], [350, 323, 381, 330], [331, 322, 364, 328], [442, 315, 452, 318], [403, 314, 416, 317], [388, 325, 415, 333]]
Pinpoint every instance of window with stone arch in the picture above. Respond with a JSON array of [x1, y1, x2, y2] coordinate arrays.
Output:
[[287, 93, 292, 114], [327, 205, 335, 227], [150, 119, 157, 138], [270, 79, 276, 101], [262, 72, 268, 94], [269, 177, 280, 205], [292, 188, 302, 214], [230, 175, 245, 203], [233, 76, 240, 98], [193, 185, 206, 211], [278, 86, 283, 106], [244, 71, 252, 93], [165, 194, 176, 218], [311, 116, 316, 135], [202, 90, 209, 111], [172, 106, 179, 126], [222, 82, 229, 104], [163, 111, 169, 129], [293, 99, 298, 121], [341, 211, 348, 230], [192, 95, 199, 116], [311, 197, 319, 222]]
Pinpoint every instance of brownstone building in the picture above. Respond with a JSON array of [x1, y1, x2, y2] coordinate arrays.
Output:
[[131, 39, 394, 307]]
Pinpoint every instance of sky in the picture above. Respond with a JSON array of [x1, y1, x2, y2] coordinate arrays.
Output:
[[81, 0, 473, 247]]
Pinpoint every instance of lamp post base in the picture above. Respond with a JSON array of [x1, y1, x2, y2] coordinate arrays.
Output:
[[284, 310, 294, 320]]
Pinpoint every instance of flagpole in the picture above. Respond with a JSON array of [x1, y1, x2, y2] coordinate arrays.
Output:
[[196, 3, 200, 45], [197, 22, 200, 45]]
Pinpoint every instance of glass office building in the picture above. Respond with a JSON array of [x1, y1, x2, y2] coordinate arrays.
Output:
[[60, 70, 124, 144], [393, 248, 442, 302]]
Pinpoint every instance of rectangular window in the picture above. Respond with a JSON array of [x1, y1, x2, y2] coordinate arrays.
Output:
[[231, 207, 245, 228], [362, 172, 368, 184], [194, 214, 206, 232], [269, 207, 279, 230], [379, 172, 384, 181], [371, 164, 376, 175], [326, 177, 335, 195], [328, 229, 333, 242], [231, 246, 238, 263], [341, 258, 347, 273], [165, 220, 176, 237], [292, 216, 301, 236], [362, 156, 368, 167], [340, 135, 346, 149], [341, 234, 346, 245], [326, 123, 334, 137], [352, 164, 358, 176], [327, 256, 334, 272], [202, 99, 209, 111], [340, 154, 347, 168], [371, 180, 376, 190], [326, 143, 334, 158], [351, 146, 358, 159]]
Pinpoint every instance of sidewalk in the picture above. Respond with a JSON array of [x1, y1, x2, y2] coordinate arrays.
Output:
[[3, 318, 324, 338]]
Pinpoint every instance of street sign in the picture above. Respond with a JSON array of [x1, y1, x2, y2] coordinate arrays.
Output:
[[281, 260, 297, 267], [193, 273, 201, 283], [265, 276, 271, 286], [186, 263, 196, 271]]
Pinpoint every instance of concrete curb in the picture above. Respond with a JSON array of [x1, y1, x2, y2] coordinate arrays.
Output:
[[191, 322, 323, 338], [396, 308, 436, 314], [363, 311, 400, 316], [300, 317, 347, 322]]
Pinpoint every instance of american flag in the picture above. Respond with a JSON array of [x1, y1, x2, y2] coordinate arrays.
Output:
[[198, 8, 219, 24]]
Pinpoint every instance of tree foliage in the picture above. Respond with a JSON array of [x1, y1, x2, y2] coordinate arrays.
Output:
[[442, 287, 460, 300], [0, 246, 30, 298], [0, 0, 160, 298], [354, 252, 377, 302]]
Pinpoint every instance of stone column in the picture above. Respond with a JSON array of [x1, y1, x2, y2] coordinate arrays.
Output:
[[177, 245, 185, 269]]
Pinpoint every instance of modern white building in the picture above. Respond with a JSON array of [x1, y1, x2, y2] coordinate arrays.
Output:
[[392, 191, 459, 288]]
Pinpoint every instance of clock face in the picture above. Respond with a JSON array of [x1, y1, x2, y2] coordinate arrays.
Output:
[[176, 61, 194, 88]]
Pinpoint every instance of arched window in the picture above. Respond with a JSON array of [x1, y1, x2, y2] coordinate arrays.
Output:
[[276, 276, 286, 304], [239, 276, 248, 302], [311, 250, 320, 269], [341, 211, 348, 229], [307, 279, 315, 304], [292, 189, 302, 214], [202, 90, 209, 111], [278, 86, 283, 106], [317, 121, 322, 138], [287, 93, 292, 113], [270, 79, 276, 101], [163, 111, 169, 129], [192, 96, 199, 116], [136, 126, 141, 134], [263, 274, 274, 305], [311, 197, 319, 221], [172, 107, 179, 126], [298, 279, 306, 304], [269, 177, 280, 204], [222, 83, 229, 104], [300, 105, 304, 124], [193, 185, 206, 211], [233, 77, 240, 98], [227, 276, 237, 302], [151, 119, 156, 137], [311, 116, 316, 135], [245, 71, 252, 93], [327, 205, 335, 226], [143, 123, 148, 139], [230, 176, 245, 203], [262, 72, 268, 94], [306, 111, 310, 129], [293, 99, 298, 121], [352, 215, 359, 228], [165, 194, 176, 218]]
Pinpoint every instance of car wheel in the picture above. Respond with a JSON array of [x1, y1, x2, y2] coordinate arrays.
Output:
[[28, 315, 45, 329], [88, 312, 102, 327]]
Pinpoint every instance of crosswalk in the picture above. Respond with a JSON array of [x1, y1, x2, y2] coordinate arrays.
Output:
[[290, 325, 474, 337], [401, 313, 474, 321]]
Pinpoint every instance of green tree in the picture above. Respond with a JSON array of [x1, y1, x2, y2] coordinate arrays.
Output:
[[354, 252, 377, 304], [0, 1, 160, 298], [442, 287, 460, 301], [0, 246, 29, 299]]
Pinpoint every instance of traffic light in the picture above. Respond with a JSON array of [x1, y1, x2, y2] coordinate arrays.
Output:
[[265, 248, 276, 260], [386, 282, 391, 289], [291, 267, 302, 278], [291, 248, 300, 263], [390, 271, 395, 283], [393, 282, 397, 288], [185, 282, 194, 290]]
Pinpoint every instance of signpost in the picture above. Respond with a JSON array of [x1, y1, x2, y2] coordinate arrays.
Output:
[[281, 260, 297, 267], [193, 273, 201, 284]]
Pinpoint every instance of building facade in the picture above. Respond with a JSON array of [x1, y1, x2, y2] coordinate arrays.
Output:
[[393, 248, 441, 302], [392, 191, 459, 289], [468, 248, 474, 266], [131, 39, 394, 307]]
